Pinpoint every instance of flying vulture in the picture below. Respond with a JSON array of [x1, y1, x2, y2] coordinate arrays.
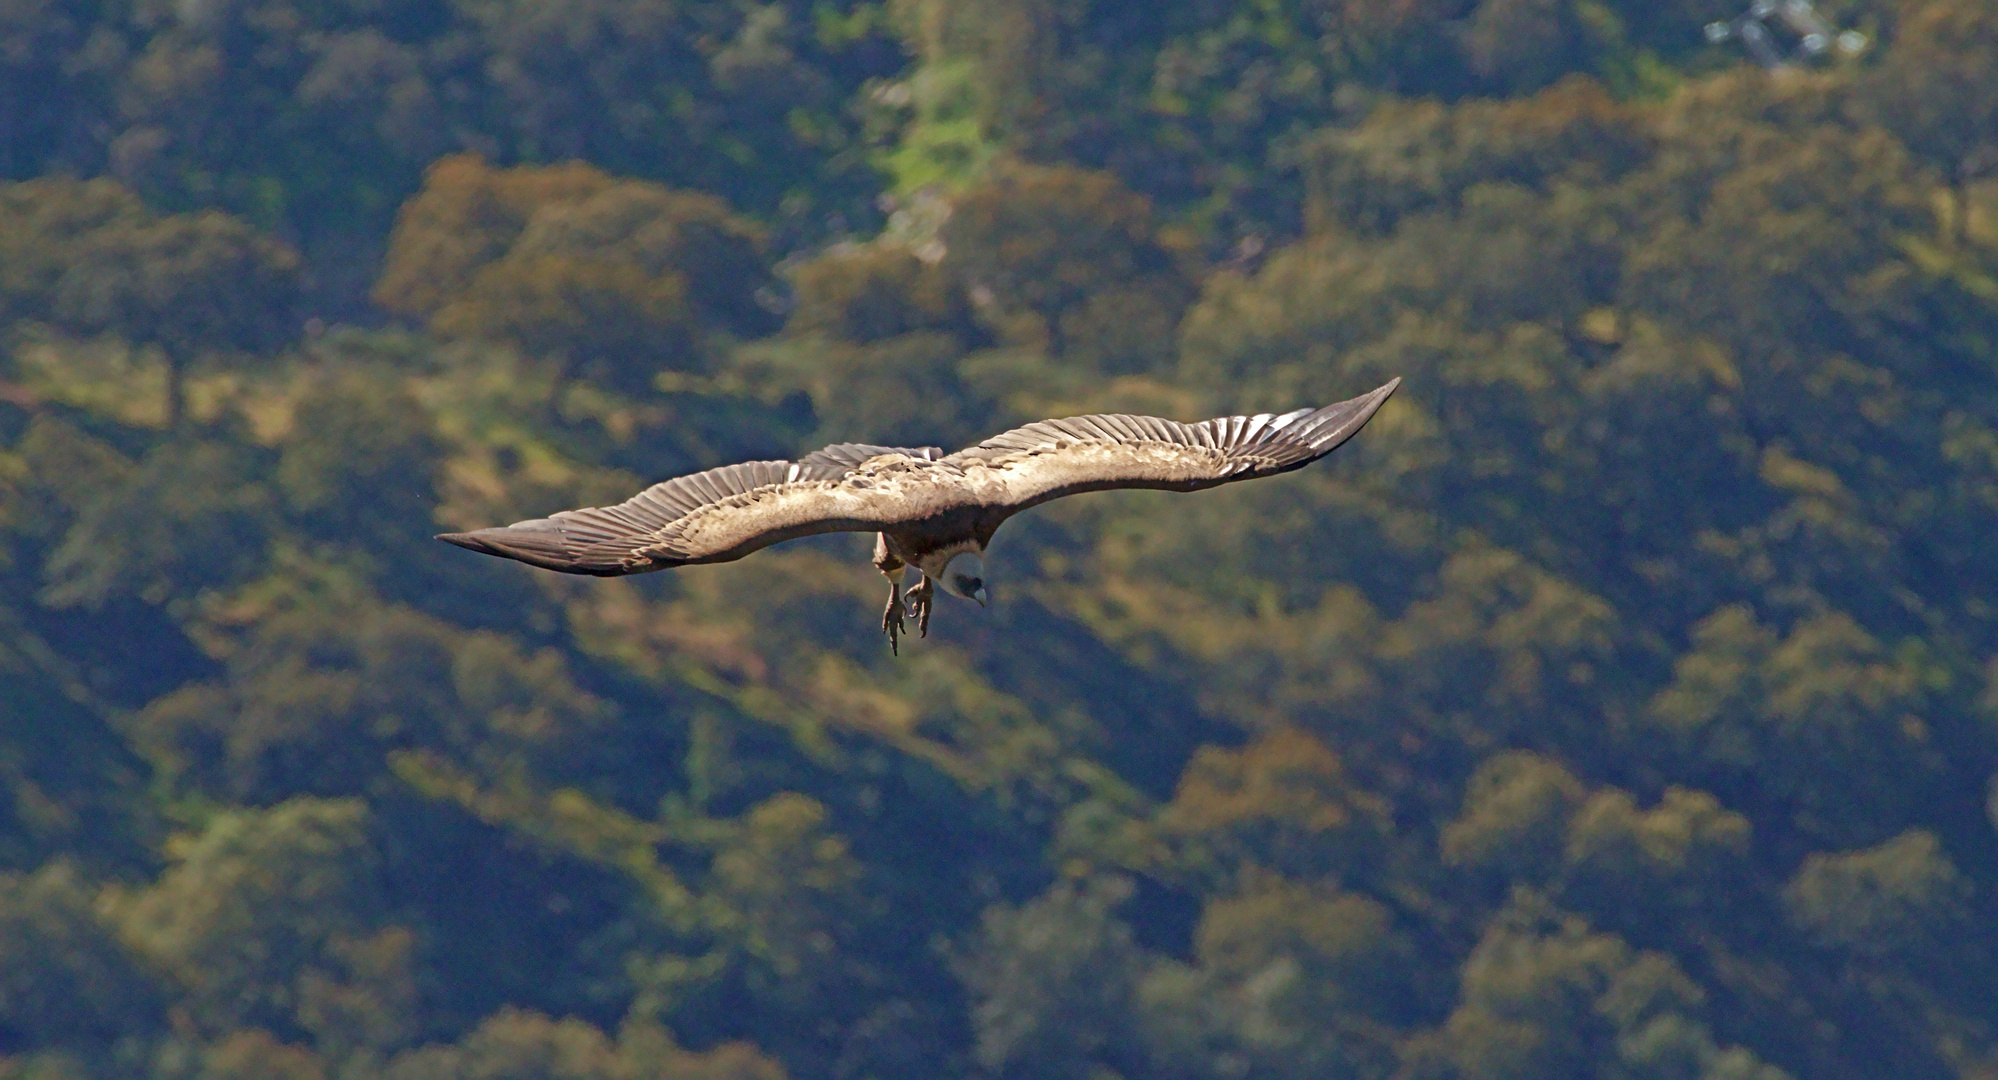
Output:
[[440, 378, 1400, 652]]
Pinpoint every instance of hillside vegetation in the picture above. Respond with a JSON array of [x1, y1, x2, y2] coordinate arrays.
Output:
[[5, 1, 1998, 1078]]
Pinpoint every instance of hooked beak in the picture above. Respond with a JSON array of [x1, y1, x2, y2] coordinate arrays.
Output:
[[972, 586, 988, 608]]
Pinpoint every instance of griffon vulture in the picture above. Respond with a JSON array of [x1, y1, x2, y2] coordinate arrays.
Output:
[[440, 378, 1401, 652]]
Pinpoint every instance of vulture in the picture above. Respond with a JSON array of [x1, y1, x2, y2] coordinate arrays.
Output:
[[440, 378, 1400, 652]]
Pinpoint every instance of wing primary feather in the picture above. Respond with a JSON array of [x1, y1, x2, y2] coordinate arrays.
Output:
[[1241, 413, 1271, 446], [1268, 408, 1309, 431], [1294, 404, 1365, 446]]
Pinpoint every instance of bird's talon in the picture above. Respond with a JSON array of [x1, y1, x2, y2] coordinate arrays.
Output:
[[881, 584, 906, 655], [897, 576, 935, 638]]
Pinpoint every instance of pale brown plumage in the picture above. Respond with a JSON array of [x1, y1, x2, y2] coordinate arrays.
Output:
[[440, 378, 1400, 650]]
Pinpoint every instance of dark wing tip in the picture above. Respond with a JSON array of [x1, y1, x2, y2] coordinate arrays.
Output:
[[436, 530, 490, 552], [1295, 377, 1402, 450], [435, 525, 630, 576], [1330, 376, 1401, 421], [1342, 375, 1401, 429]]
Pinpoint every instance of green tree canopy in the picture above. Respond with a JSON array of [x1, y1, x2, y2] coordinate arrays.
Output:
[[377, 157, 774, 389], [0, 178, 299, 426]]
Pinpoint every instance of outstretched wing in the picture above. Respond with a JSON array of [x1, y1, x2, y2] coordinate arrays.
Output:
[[438, 444, 949, 575], [949, 379, 1399, 512]]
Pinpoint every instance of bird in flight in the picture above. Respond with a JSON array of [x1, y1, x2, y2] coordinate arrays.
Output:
[[441, 379, 1400, 652]]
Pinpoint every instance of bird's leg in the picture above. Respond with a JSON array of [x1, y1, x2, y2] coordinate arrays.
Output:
[[874, 534, 907, 655], [881, 580, 905, 655]]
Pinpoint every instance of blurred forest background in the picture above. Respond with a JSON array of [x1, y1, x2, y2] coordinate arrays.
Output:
[[4, 0, 1998, 1077]]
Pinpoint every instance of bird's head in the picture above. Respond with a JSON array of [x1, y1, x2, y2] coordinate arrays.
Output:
[[940, 553, 987, 607]]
